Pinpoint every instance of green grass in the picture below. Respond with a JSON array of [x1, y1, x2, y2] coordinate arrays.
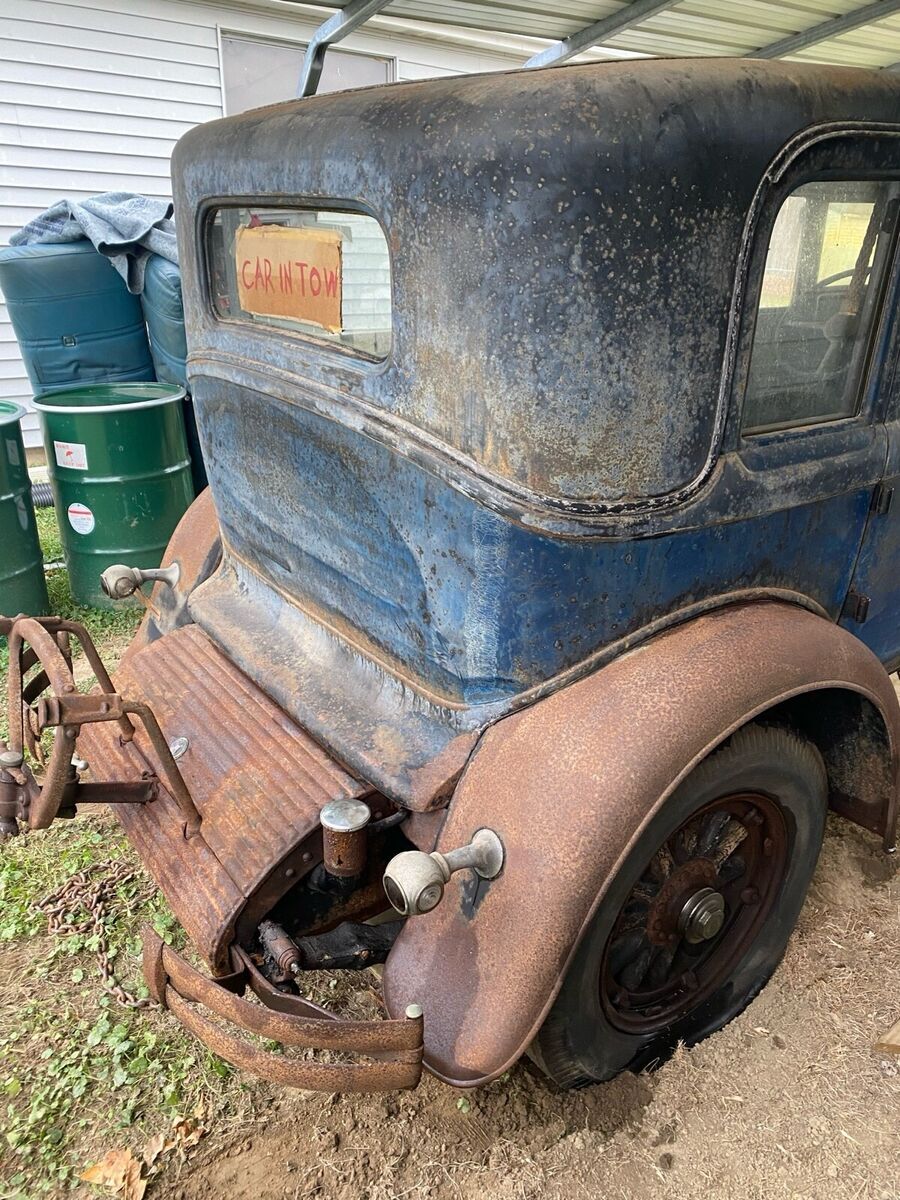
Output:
[[0, 820, 249, 1198], [34, 508, 63, 565], [1, 503, 251, 1196]]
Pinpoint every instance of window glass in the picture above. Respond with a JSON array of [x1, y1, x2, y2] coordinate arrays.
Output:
[[758, 195, 805, 309], [817, 201, 877, 281], [743, 180, 897, 434], [221, 34, 390, 113], [208, 207, 392, 358]]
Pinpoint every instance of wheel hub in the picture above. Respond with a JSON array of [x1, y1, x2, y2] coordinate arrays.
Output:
[[678, 887, 726, 944], [599, 791, 789, 1034], [645, 856, 718, 944]]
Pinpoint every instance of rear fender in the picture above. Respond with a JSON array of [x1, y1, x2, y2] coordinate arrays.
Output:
[[125, 488, 221, 661], [382, 601, 900, 1086]]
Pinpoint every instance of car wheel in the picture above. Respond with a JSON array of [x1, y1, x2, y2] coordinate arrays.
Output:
[[533, 723, 827, 1089]]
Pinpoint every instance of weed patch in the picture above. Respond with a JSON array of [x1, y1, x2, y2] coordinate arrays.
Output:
[[0, 818, 249, 1197]]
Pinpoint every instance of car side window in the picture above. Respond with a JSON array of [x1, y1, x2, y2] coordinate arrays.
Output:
[[743, 180, 898, 435]]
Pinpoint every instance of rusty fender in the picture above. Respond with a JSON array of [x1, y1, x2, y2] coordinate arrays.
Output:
[[382, 601, 900, 1087], [125, 487, 221, 662]]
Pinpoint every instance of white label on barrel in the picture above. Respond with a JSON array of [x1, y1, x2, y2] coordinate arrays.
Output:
[[54, 440, 88, 470], [67, 501, 95, 535]]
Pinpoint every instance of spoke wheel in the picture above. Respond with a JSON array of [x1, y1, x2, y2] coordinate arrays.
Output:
[[533, 724, 827, 1090], [6, 617, 81, 829], [600, 792, 788, 1035]]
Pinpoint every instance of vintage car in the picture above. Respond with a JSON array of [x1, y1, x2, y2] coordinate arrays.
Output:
[[2, 58, 899, 1093]]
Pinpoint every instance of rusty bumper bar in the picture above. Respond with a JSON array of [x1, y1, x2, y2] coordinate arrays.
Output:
[[142, 927, 424, 1091]]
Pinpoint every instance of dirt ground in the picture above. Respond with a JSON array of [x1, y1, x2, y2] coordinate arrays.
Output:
[[150, 814, 899, 1200]]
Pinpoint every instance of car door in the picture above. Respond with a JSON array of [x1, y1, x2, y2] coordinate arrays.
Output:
[[839, 297, 900, 670], [731, 174, 900, 635]]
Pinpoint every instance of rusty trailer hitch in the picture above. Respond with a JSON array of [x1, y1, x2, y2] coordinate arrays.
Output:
[[143, 927, 424, 1091], [1, 614, 202, 839]]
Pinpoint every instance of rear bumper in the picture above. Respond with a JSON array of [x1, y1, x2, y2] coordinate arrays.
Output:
[[71, 621, 426, 1090], [79, 623, 375, 972], [7, 615, 428, 1091], [144, 927, 424, 1091]]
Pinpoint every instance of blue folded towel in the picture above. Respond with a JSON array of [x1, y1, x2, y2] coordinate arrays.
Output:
[[10, 191, 178, 294]]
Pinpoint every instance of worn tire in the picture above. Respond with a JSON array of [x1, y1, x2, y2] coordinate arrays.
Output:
[[533, 724, 827, 1089]]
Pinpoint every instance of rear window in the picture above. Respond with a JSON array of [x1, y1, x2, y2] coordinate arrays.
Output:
[[207, 206, 392, 358]]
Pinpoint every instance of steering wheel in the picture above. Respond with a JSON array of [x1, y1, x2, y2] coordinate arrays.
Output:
[[814, 266, 871, 292], [775, 267, 868, 385]]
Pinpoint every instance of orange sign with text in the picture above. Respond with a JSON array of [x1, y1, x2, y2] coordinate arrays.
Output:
[[235, 224, 342, 333]]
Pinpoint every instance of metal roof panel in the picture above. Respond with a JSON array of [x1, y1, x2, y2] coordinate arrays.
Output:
[[279, 0, 900, 69]]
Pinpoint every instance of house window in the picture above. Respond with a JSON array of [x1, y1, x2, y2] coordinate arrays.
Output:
[[743, 180, 898, 435], [221, 33, 390, 114]]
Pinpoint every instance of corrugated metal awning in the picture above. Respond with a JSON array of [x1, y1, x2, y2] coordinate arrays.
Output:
[[282, 0, 900, 73]]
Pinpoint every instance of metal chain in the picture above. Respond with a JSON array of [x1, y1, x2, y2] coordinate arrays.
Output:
[[38, 861, 155, 1009]]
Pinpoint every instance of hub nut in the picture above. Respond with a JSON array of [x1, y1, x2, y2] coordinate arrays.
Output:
[[678, 887, 726, 944]]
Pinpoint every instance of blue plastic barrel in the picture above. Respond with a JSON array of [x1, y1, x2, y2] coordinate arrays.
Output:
[[0, 240, 154, 395], [141, 254, 206, 492]]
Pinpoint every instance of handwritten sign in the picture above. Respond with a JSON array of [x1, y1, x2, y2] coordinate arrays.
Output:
[[235, 224, 342, 333]]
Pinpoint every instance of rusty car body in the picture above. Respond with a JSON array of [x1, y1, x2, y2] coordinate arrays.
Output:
[[3, 58, 900, 1092]]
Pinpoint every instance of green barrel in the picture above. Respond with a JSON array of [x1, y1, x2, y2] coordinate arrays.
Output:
[[0, 401, 49, 619], [34, 384, 194, 608]]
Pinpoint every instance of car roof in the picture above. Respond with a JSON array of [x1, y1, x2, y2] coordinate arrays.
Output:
[[174, 59, 900, 514]]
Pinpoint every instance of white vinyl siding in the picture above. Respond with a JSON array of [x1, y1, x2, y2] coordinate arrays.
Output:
[[0, 0, 221, 444], [1, 0, 524, 447], [340, 216, 393, 332]]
